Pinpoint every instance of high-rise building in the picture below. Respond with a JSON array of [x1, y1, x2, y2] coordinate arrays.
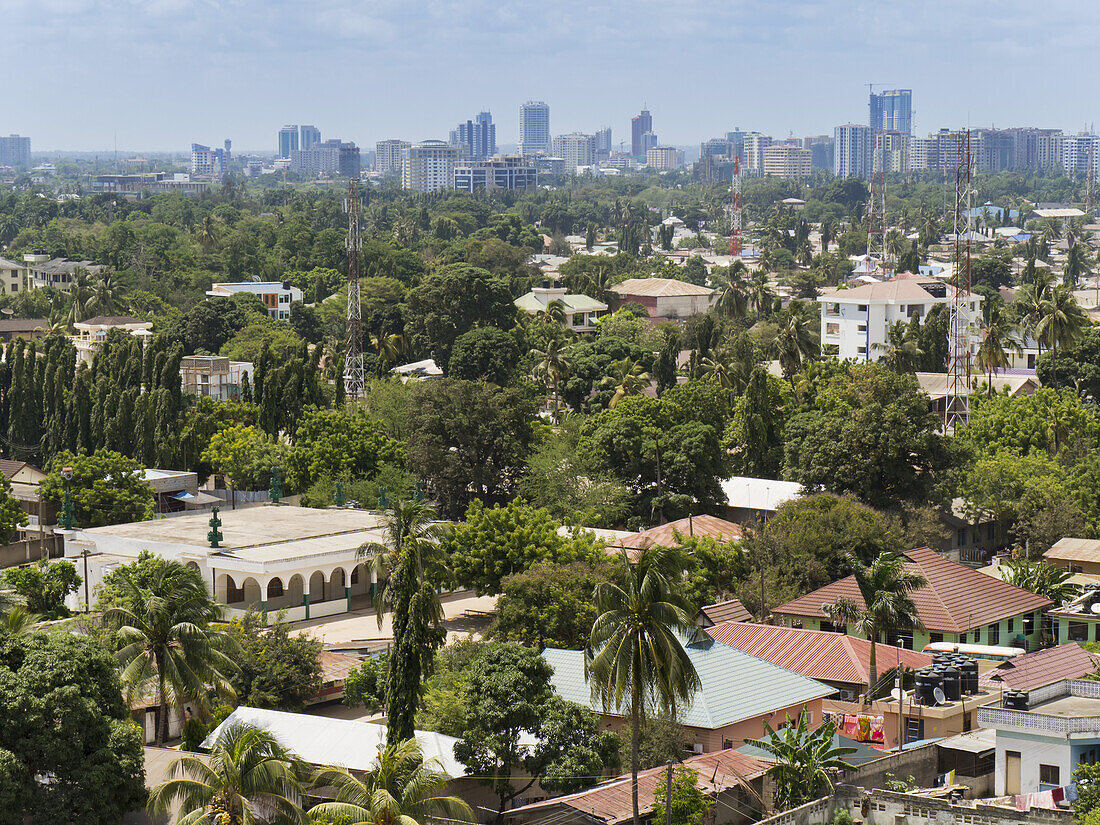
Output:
[[289, 140, 360, 177], [454, 156, 538, 192], [190, 143, 229, 179], [869, 89, 913, 135], [874, 131, 910, 173], [909, 137, 930, 171], [519, 101, 551, 155], [376, 140, 411, 174], [278, 125, 299, 159], [450, 111, 497, 161], [595, 128, 613, 157], [552, 133, 598, 172], [631, 109, 653, 158], [834, 123, 874, 178], [744, 133, 773, 173], [0, 135, 31, 168], [762, 145, 812, 178], [1063, 133, 1099, 175], [402, 140, 459, 192], [646, 146, 682, 171], [300, 125, 321, 150], [803, 135, 835, 170]]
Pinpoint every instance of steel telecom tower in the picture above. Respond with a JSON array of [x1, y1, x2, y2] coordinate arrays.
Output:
[[866, 139, 889, 277], [730, 154, 743, 257], [944, 131, 974, 431], [343, 179, 365, 399]]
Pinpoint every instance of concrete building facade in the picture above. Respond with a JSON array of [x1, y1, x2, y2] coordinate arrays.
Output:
[[518, 101, 551, 155], [402, 141, 459, 192]]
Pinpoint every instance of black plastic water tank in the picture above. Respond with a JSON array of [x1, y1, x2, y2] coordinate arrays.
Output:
[[942, 666, 961, 701]]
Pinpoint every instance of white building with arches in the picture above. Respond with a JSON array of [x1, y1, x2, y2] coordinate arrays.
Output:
[[63, 506, 389, 622]]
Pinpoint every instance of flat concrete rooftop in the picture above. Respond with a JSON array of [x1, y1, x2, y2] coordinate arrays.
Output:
[[1032, 694, 1100, 718], [81, 505, 387, 550]]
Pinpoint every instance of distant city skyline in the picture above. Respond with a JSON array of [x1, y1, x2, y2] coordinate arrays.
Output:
[[6, 0, 1100, 152]]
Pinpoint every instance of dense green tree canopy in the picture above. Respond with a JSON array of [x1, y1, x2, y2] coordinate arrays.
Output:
[[40, 449, 155, 527]]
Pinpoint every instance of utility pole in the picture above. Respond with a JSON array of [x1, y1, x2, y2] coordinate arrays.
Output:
[[664, 760, 674, 825]]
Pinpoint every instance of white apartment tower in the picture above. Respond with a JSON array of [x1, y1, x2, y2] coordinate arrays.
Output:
[[744, 133, 773, 173], [519, 101, 551, 155], [551, 133, 597, 172], [376, 139, 411, 174], [402, 140, 459, 192], [834, 123, 874, 178]]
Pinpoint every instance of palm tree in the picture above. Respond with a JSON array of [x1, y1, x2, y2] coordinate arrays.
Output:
[[87, 270, 123, 317], [1063, 240, 1092, 287], [748, 270, 775, 315], [310, 738, 475, 825], [65, 270, 95, 327], [197, 214, 221, 254], [586, 547, 702, 825], [745, 710, 856, 810], [370, 332, 406, 372], [976, 302, 1021, 394], [534, 299, 567, 327], [873, 321, 923, 374], [711, 262, 748, 319], [357, 499, 449, 744], [3, 603, 42, 635], [531, 339, 573, 424], [600, 357, 651, 408], [773, 310, 818, 381], [822, 552, 927, 702], [105, 560, 238, 747], [148, 722, 308, 825], [1036, 284, 1089, 386]]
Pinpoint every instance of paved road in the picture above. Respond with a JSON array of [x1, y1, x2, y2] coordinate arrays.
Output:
[[289, 590, 497, 645]]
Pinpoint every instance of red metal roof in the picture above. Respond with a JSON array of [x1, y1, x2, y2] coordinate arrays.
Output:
[[706, 621, 932, 686], [617, 515, 743, 551], [978, 644, 1100, 692], [506, 748, 766, 825], [771, 547, 1052, 634]]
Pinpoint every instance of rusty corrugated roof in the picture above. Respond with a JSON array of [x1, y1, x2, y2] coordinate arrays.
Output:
[[707, 621, 931, 685], [772, 547, 1052, 634], [699, 599, 753, 625]]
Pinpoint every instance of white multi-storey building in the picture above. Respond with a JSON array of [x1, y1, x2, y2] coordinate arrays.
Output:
[[519, 101, 551, 155], [401, 141, 459, 192], [744, 133, 772, 173], [375, 139, 410, 174], [206, 281, 303, 321], [552, 133, 597, 172], [645, 146, 682, 170], [1063, 133, 1099, 175], [834, 123, 874, 178], [762, 145, 812, 178], [818, 275, 982, 361], [909, 136, 930, 171]]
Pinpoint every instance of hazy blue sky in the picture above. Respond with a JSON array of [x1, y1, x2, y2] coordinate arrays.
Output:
[[6, 0, 1099, 152]]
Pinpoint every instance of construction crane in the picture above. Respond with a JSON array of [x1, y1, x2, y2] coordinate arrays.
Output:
[[343, 179, 365, 400], [730, 154, 743, 257], [944, 131, 974, 432]]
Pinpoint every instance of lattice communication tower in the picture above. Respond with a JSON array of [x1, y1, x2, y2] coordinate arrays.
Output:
[[343, 179, 365, 400], [944, 131, 974, 431], [730, 154, 743, 257]]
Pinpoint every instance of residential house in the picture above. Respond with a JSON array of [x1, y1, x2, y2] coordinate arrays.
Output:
[[818, 275, 981, 361], [1045, 537, 1100, 576], [720, 476, 803, 524], [206, 281, 302, 320], [706, 621, 933, 702], [917, 372, 1038, 420], [391, 358, 444, 382], [70, 316, 153, 365], [504, 748, 768, 825], [544, 631, 834, 753], [0, 317, 49, 341], [615, 515, 743, 553], [63, 506, 386, 620], [0, 459, 52, 527], [0, 257, 27, 294], [771, 547, 1053, 651], [978, 679, 1100, 797], [180, 355, 253, 401], [697, 599, 753, 627], [515, 283, 607, 333], [1043, 585, 1100, 646], [610, 278, 715, 321], [979, 644, 1100, 693], [23, 254, 106, 291]]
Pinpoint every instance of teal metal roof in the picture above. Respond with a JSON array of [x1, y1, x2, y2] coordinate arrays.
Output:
[[544, 633, 834, 730]]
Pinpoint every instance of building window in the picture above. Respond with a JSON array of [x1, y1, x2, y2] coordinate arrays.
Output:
[[1070, 621, 1089, 642], [857, 304, 868, 312], [1039, 765, 1060, 786], [929, 632, 943, 644], [857, 324, 867, 333], [826, 303, 840, 316], [826, 323, 840, 335], [988, 623, 1000, 645], [267, 578, 284, 597], [1024, 613, 1035, 635], [1008, 617, 1015, 633], [957, 528, 967, 547], [857, 346, 866, 354]]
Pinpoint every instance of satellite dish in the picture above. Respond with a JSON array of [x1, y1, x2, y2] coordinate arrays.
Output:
[[891, 687, 904, 701], [933, 687, 946, 705], [1090, 603, 1100, 614]]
